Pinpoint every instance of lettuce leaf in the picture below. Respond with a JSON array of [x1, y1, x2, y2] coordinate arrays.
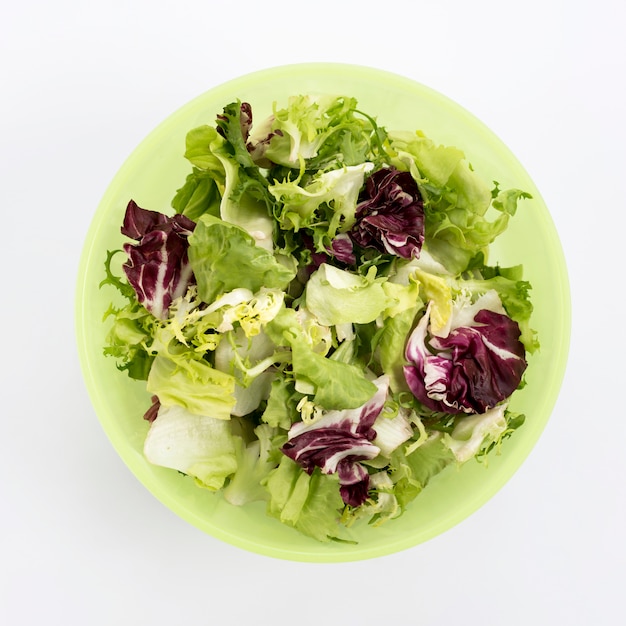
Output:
[[143, 403, 237, 491], [101, 250, 157, 380], [188, 214, 296, 304], [222, 424, 284, 506], [304, 263, 392, 326], [268, 163, 374, 234], [184, 115, 276, 250], [265, 306, 377, 410], [388, 131, 530, 274], [171, 167, 222, 222], [388, 434, 455, 510], [102, 303, 155, 380], [261, 376, 299, 430], [292, 335, 377, 410], [262, 456, 345, 542], [377, 306, 420, 394], [214, 327, 278, 417], [146, 354, 236, 419], [253, 94, 385, 170], [443, 404, 508, 463]]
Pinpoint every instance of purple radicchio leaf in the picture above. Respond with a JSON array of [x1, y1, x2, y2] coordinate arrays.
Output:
[[143, 395, 160, 423], [239, 102, 253, 142], [302, 233, 330, 273], [121, 200, 196, 320], [281, 375, 389, 507], [328, 233, 356, 265], [295, 234, 329, 284], [337, 462, 371, 508], [350, 167, 425, 259], [403, 304, 527, 414], [299, 234, 356, 280]]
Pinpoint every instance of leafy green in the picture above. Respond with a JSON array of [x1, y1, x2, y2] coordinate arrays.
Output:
[[102, 303, 155, 380], [222, 424, 284, 505], [268, 162, 373, 235], [101, 250, 156, 379], [171, 167, 221, 221], [265, 306, 377, 409], [389, 435, 455, 510], [188, 214, 296, 304], [257, 94, 386, 170], [289, 333, 377, 409], [388, 131, 531, 274], [443, 405, 508, 463], [146, 354, 236, 419], [262, 456, 345, 542], [261, 376, 299, 430], [143, 403, 238, 491], [184, 117, 276, 249], [377, 306, 420, 394], [304, 263, 393, 326]]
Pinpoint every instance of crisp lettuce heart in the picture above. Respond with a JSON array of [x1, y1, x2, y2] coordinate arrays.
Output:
[[304, 263, 392, 326], [143, 404, 237, 491]]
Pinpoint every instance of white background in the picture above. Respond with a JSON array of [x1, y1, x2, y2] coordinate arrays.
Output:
[[2, 1, 624, 624]]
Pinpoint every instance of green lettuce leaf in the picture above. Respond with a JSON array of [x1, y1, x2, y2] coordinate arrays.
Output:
[[388, 434, 455, 510], [388, 131, 530, 274], [184, 117, 276, 250], [143, 403, 237, 491], [261, 376, 299, 430], [290, 333, 377, 409], [377, 306, 419, 394], [255, 94, 385, 170], [102, 301, 155, 380], [265, 306, 377, 410], [146, 353, 236, 419], [492, 187, 532, 215], [268, 163, 373, 235], [304, 263, 393, 326], [214, 327, 279, 417], [188, 214, 296, 304], [409, 268, 452, 335], [443, 404, 508, 463], [222, 424, 284, 505], [171, 167, 222, 221], [101, 250, 156, 380], [262, 456, 345, 542]]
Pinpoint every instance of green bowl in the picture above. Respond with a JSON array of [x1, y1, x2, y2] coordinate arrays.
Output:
[[75, 63, 570, 562]]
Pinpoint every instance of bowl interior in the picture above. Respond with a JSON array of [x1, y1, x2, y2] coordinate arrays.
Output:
[[76, 63, 570, 562]]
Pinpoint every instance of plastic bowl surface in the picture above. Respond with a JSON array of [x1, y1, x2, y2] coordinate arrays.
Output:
[[76, 63, 570, 562]]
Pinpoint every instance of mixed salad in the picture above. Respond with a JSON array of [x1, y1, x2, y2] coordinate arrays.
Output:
[[101, 94, 538, 542]]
